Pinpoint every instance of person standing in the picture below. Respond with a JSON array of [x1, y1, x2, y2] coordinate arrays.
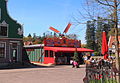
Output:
[[70, 59, 74, 68], [73, 60, 78, 68]]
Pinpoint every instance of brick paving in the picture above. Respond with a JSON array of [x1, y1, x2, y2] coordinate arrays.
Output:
[[0, 65, 86, 83]]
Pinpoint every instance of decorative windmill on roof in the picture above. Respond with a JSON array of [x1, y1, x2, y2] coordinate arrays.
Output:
[[49, 22, 72, 37]]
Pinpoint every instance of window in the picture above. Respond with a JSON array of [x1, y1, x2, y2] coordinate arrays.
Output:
[[0, 43, 5, 58], [0, 26, 7, 36], [45, 50, 48, 57], [50, 51, 53, 57]]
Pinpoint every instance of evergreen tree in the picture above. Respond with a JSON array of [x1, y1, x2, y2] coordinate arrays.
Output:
[[28, 33, 32, 38], [33, 33, 37, 39], [27, 33, 33, 42], [95, 17, 112, 52], [73, 51, 79, 62], [95, 17, 103, 52], [85, 18, 112, 52], [85, 20, 96, 50]]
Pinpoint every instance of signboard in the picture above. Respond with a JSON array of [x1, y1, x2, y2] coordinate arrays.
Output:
[[44, 37, 81, 47]]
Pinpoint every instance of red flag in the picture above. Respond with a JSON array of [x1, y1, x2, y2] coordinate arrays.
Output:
[[101, 31, 108, 59], [63, 23, 72, 33], [49, 27, 60, 33]]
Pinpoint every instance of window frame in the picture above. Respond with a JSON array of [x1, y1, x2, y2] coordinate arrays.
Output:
[[0, 22, 8, 37], [0, 42, 6, 58]]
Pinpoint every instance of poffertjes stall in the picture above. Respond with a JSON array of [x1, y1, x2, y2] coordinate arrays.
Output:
[[43, 37, 94, 64]]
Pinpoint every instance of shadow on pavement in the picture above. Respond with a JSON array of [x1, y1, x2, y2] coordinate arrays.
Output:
[[0, 62, 55, 70]]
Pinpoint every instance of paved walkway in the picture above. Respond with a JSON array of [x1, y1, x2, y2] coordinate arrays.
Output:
[[0, 65, 86, 83]]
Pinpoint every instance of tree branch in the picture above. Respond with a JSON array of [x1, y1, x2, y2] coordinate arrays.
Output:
[[117, 1, 120, 6], [96, 0, 114, 8]]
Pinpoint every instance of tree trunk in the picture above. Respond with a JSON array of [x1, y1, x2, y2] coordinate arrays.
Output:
[[114, 0, 120, 83]]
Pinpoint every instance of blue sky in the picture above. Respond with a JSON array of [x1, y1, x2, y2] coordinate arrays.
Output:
[[7, 0, 87, 44]]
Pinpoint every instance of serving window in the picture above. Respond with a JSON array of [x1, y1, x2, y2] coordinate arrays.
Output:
[[45, 50, 48, 57]]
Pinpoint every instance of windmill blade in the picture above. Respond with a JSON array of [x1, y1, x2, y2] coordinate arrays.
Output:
[[49, 26, 60, 33], [63, 23, 72, 34]]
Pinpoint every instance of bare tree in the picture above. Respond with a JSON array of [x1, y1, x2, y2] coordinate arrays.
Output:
[[73, 0, 120, 82], [95, 0, 120, 82], [72, 0, 112, 24], [73, 0, 113, 52]]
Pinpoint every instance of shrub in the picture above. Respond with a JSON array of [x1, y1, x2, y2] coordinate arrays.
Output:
[[94, 52, 101, 56]]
